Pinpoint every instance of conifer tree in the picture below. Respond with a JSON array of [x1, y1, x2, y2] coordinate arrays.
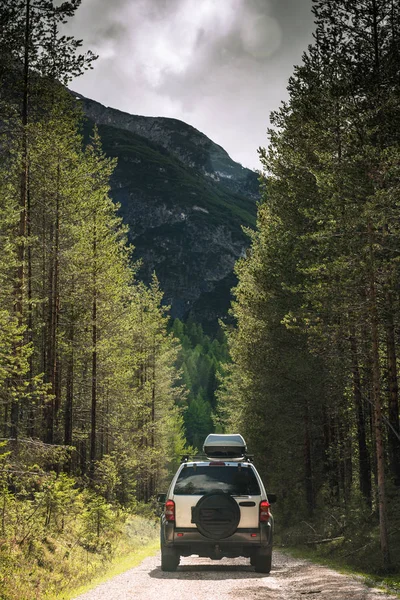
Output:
[[220, 0, 400, 570], [0, 0, 96, 440]]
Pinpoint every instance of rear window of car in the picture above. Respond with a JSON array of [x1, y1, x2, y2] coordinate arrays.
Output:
[[173, 465, 261, 496]]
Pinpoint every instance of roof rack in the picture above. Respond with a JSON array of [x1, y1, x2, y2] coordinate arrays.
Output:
[[180, 454, 206, 463], [180, 453, 254, 463]]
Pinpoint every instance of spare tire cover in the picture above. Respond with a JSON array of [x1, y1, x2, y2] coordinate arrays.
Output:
[[192, 492, 240, 539]]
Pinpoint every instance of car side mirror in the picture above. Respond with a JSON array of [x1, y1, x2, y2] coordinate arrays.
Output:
[[157, 493, 167, 503], [267, 493, 277, 504]]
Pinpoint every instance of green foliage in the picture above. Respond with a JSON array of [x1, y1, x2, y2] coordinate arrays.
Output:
[[0, 478, 156, 600], [219, 0, 400, 573], [0, 0, 96, 89], [282, 485, 400, 576], [184, 391, 214, 450], [81, 495, 117, 552], [0, 89, 190, 498], [0, 444, 160, 600], [38, 473, 83, 531], [171, 318, 230, 448], [0, 3, 190, 598], [92, 455, 121, 503]]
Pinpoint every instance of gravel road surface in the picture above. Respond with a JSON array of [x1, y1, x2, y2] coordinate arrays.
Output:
[[74, 551, 392, 600]]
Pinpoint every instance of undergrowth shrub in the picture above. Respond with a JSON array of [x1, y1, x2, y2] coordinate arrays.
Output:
[[278, 484, 400, 574], [0, 443, 158, 600]]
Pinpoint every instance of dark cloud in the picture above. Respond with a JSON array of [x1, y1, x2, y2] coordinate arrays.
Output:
[[68, 0, 314, 169]]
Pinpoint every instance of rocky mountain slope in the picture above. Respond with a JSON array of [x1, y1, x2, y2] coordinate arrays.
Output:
[[77, 94, 259, 329]]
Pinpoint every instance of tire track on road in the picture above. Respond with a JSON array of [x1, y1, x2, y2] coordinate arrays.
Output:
[[73, 551, 393, 600]]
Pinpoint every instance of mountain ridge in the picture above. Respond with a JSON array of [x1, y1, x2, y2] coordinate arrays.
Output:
[[77, 93, 259, 329], [74, 91, 259, 199]]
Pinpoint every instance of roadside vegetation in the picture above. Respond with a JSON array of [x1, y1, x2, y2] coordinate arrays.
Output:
[[0, 440, 158, 600], [281, 545, 400, 597], [0, 3, 182, 599]]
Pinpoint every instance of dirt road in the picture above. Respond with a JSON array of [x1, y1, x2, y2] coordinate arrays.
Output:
[[74, 551, 393, 600]]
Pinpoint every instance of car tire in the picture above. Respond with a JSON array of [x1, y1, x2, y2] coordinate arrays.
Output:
[[160, 522, 180, 572], [161, 548, 180, 572], [254, 551, 272, 573]]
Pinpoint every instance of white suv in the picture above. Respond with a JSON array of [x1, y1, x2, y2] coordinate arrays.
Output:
[[158, 434, 276, 572]]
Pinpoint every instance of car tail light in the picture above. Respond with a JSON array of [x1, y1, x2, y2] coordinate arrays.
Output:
[[259, 500, 271, 522], [209, 461, 226, 466], [165, 499, 175, 522]]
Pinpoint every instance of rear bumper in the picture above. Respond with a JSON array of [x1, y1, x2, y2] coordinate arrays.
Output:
[[162, 520, 273, 558]]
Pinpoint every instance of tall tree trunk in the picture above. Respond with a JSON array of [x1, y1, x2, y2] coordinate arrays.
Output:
[[369, 10, 390, 567], [44, 161, 61, 443], [44, 218, 54, 443], [149, 338, 156, 498], [27, 184, 34, 438], [350, 329, 372, 501], [90, 221, 97, 478], [41, 205, 47, 376], [52, 161, 61, 430], [100, 393, 104, 460], [385, 295, 400, 486], [16, 0, 30, 318], [11, 0, 31, 440], [90, 300, 97, 477], [105, 394, 109, 455], [304, 398, 314, 516], [64, 321, 74, 447], [368, 222, 391, 570], [342, 410, 353, 506]]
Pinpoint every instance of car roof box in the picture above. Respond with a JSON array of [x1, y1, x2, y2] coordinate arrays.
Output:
[[203, 434, 247, 459]]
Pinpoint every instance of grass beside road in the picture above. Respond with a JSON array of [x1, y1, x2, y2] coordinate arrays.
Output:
[[0, 513, 159, 600], [48, 515, 159, 600], [279, 545, 400, 598], [58, 537, 159, 600]]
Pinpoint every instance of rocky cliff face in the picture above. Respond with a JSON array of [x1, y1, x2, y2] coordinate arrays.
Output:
[[78, 94, 259, 329], [77, 93, 259, 200]]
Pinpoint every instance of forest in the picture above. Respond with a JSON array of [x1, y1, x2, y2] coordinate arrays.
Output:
[[219, 0, 400, 575], [0, 0, 400, 598], [0, 1, 193, 597]]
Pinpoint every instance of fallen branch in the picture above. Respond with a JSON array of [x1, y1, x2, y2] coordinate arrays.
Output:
[[301, 520, 318, 535], [305, 536, 344, 546]]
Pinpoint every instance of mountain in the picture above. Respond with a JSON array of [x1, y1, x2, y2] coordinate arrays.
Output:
[[76, 93, 259, 329]]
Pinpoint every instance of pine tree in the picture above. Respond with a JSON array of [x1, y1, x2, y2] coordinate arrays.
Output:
[[219, 0, 400, 570], [0, 0, 96, 441]]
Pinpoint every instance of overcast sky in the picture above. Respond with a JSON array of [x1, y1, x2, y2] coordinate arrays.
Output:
[[68, 0, 315, 170]]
